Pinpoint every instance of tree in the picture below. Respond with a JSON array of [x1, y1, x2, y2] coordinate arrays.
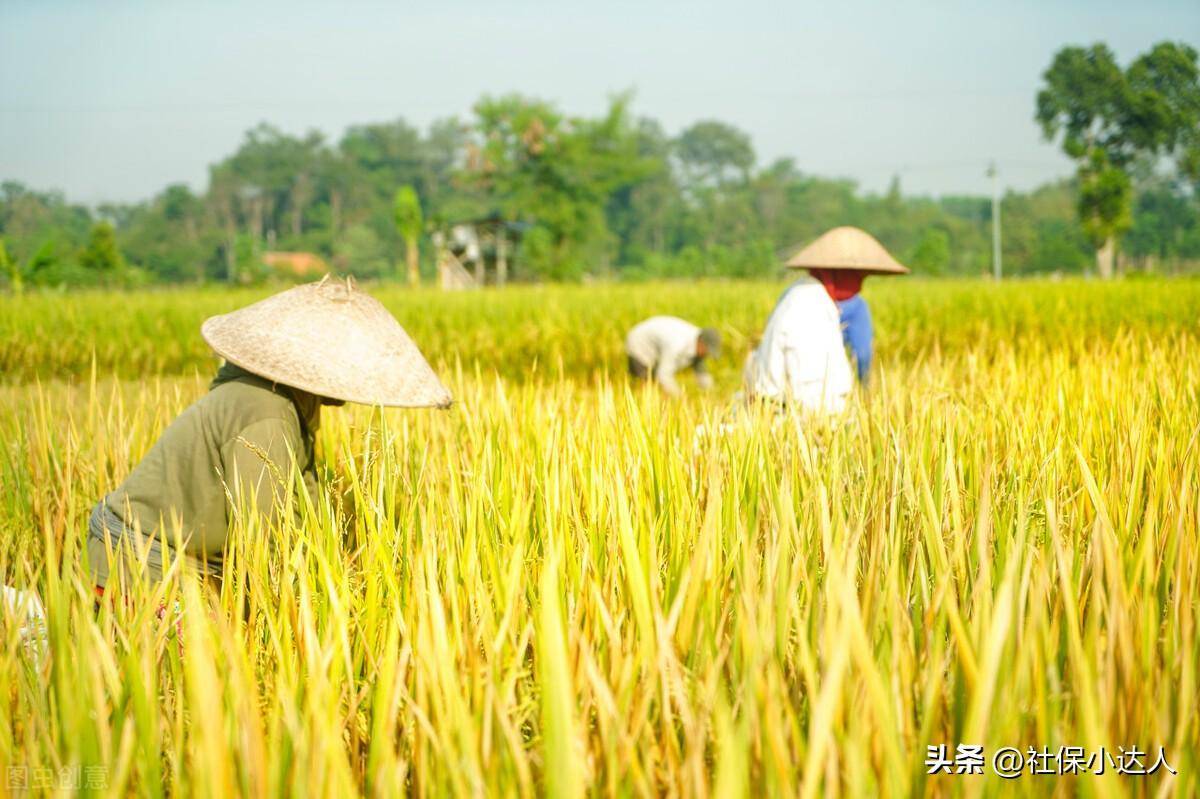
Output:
[[671, 121, 757, 254], [674, 121, 755, 188], [334, 224, 391, 278], [0, 91, 1175, 286], [161, 184, 205, 281], [0, 181, 93, 270], [465, 93, 653, 279], [1076, 150, 1132, 274], [0, 238, 19, 293], [80, 221, 125, 280], [233, 233, 262, 284], [116, 183, 215, 284], [339, 120, 426, 203], [393, 186, 423, 286], [606, 117, 676, 265], [1037, 41, 1200, 277], [420, 118, 470, 216], [908, 228, 950, 275], [1124, 177, 1200, 271], [1030, 219, 1091, 273]]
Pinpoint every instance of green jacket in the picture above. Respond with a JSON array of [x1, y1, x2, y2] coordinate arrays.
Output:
[[88, 363, 319, 586]]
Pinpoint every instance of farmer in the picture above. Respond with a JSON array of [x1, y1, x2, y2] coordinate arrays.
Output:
[[742, 227, 907, 415], [742, 274, 854, 415], [625, 316, 721, 396], [786, 226, 909, 384], [86, 277, 451, 592]]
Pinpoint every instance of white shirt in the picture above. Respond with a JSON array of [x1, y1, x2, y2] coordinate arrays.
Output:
[[625, 316, 710, 396], [744, 277, 853, 414]]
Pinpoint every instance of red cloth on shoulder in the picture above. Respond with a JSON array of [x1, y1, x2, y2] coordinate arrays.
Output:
[[809, 268, 866, 301]]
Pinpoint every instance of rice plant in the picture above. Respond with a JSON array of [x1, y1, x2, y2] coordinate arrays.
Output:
[[0, 278, 1197, 796]]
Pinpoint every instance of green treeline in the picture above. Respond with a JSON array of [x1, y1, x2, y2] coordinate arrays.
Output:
[[2, 91, 1198, 288]]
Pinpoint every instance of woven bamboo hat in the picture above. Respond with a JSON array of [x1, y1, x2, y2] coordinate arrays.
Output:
[[785, 226, 909, 274], [201, 277, 452, 408]]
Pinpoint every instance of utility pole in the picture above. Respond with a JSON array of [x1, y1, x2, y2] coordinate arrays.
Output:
[[987, 161, 1002, 280]]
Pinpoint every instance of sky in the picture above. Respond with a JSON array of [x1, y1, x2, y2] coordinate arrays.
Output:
[[1, 0, 1197, 206]]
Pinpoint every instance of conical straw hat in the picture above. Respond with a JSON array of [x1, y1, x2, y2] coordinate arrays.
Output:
[[201, 277, 452, 408], [785, 226, 909, 274]]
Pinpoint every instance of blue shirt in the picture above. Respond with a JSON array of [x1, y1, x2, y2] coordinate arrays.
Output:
[[837, 295, 873, 383]]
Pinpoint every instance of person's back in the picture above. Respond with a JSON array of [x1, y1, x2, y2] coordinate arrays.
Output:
[[788, 226, 909, 387], [86, 278, 453, 594], [745, 276, 853, 414], [625, 316, 718, 395], [91, 364, 318, 587], [626, 316, 698, 366]]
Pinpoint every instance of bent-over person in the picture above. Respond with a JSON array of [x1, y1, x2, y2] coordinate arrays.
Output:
[[625, 316, 721, 396], [87, 277, 452, 592]]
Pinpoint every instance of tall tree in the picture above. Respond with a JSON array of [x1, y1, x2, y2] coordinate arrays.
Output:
[[206, 165, 241, 280], [420, 118, 470, 216], [908, 228, 951, 275], [466, 93, 652, 278], [1124, 176, 1200, 271], [673, 121, 757, 251], [1037, 41, 1200, 277], [674, 120, 755, 188], [339, 120, 426, 203], [606, 118, 676, 264], [393, 186, 423, 286], [80, 221, 125, 280]]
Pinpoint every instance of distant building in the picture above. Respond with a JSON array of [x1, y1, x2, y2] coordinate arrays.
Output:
[[433, 215, 531, 290], [262, 251, 329, 280]]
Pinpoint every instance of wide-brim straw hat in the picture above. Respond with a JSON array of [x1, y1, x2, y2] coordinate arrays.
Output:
[[201, 277, 453, 408], [785, 226, 910, 275]]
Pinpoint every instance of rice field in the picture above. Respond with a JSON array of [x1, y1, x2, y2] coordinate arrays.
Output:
[[0, 278, 1198, 797]]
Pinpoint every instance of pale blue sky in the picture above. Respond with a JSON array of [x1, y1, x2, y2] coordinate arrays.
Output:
[[2, 0, 1197, 204]]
